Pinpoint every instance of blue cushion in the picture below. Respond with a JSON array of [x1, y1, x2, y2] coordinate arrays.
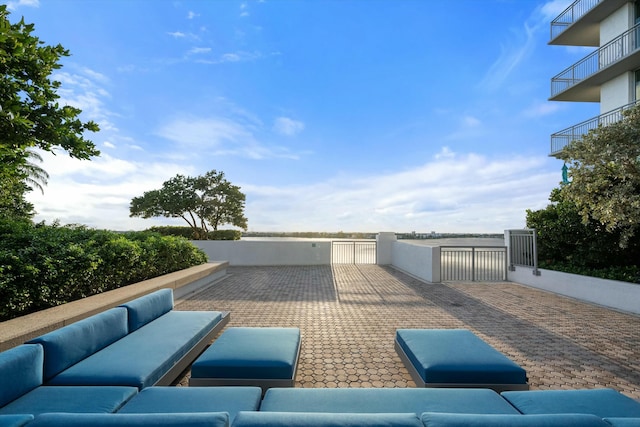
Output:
[[260, 388, 520, 414], [604, 418, 640, 426], [501, 388, 640, 418], [47, 310, 223, 389], [421, 412, 610, 427], [0, 415, 35, 427], [28, 412, 229, 427], [396, 329, 527, 385], [231, 412, 423, 427], [0, 386, 137, 416], [27, 308, 129, 381], [0, 344, 43, 407], [191, 328, 300, 380], [118, 386, 262, 422], [119, 289, 174, 332]]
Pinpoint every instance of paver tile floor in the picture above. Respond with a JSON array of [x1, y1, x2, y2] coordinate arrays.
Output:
[[176, 265, 640, 400]]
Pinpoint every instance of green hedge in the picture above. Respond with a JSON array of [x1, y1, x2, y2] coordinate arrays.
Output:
[[0, 219, 208, 321], [147, 226, 241, 240]]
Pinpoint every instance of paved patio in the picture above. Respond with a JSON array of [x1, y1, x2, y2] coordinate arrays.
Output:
[[175, 265, 640, 400]]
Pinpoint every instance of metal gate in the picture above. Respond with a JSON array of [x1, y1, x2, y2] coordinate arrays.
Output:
[[331, 240, 377, 264], [440, 246, 507, 281]]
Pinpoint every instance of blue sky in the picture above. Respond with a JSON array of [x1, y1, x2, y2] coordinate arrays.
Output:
[[12, 0, 597, 233]]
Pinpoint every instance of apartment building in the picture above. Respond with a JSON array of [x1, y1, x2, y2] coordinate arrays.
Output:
[[549, 0, 640, 156]]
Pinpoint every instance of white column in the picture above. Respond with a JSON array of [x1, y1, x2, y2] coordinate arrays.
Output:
[[376, 232, 397, 265]]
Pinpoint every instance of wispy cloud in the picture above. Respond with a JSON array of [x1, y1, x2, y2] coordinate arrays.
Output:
[[188, 47, 212, 55], [6, 0, 39, 10], [187, 11, 199, 20], [522, 100, 562, 118], [273, 117, 305, 136], [168, 31, 186, 38]]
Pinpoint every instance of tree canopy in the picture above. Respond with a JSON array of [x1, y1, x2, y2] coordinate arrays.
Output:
[[557, 105, 640, 248], [130, 170, 248, 238], [1, 5, 99, 219]]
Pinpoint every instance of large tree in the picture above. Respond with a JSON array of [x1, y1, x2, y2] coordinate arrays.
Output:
[[558, 105, 640, 248], [1, 5, 100, 218], [130, 170, 248, 238]]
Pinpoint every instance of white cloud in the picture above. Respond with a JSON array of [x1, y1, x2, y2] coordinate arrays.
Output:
[[6, 0, 39, 10], [168, 31, 186, 38], [539, 0, 573, 22], [273, 117, 305, 136], [522, 100, 562, 118], [463, 116, 481, 127], [188, 47, 212, 55], [103, 141, 116, 149], [187, 11, 199, 19]]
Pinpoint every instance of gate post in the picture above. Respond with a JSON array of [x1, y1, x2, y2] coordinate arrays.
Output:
[[376, 232, 396, 265]]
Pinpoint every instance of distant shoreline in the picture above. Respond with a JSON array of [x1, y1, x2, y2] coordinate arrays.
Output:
[[241, 231, 504, 240]]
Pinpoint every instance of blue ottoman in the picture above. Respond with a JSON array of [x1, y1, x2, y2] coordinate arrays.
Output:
[[395, 329, 528, 391], [189, 327, 301, 392]]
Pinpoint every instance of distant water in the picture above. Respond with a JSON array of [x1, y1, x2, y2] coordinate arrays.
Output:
[[241, 236, 505, 246]]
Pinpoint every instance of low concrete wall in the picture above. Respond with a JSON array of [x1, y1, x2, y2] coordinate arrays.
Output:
[[0, 262, 228, 351], [391, 241, 441, 283], [192, 240, 331, 266], [509, 266, 640, 315]]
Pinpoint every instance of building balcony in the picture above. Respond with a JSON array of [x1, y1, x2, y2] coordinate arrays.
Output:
[[550, 24, 640, 102], [549, 100, 637, 156], [550, 0, 628, 46]]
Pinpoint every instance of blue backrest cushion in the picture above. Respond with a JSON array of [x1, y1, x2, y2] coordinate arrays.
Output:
[[27, 307, 128, 381], [0, 344, 43, 407], [28, 412, 229, 427], [231, 412, 423, 427], [0, 414, 35, 427], [120, 289, 174, 332], [0, 344, 44, 407], [421, 412, 610, 427]]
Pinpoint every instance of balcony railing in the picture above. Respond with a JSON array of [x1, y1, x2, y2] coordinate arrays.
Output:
[[551, 24, 640, 98], [551, 0, 601, 41], [550, 100, 638, 155]]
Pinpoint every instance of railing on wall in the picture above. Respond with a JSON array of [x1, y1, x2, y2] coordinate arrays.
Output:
[[551, 23, 640, 98], [550, 0, 600, 41], [550, 101, 639, 155], [331, 241, 377, 264], [508, 229, 540, 276], [440, 246, 507, 282]]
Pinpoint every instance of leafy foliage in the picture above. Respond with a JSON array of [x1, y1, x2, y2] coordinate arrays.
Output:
[[557, 105, 640, 248], [0, 220, 208, 321], [130, 170, 248, 238], [526, 189, 640, 283], [148, 226, 242, 240]]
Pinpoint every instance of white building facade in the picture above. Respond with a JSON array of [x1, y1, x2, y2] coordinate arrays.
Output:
[[549, 0, 640, 155]]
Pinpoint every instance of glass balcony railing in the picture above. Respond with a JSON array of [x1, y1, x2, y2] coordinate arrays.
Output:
[[550, 101, 638, 155], [551, 0, 601, 41], [551, 23, 640, 98]]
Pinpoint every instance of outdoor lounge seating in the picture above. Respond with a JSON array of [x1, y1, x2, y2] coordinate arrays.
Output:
[[27, 289, 229, 389], [395, 329, 529, 391], [190, 327, 301, 392]]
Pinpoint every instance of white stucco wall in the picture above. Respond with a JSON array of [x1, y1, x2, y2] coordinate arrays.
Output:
[[600, 3, 633, 45], [600, 71, 633, 113], [192, 240, 331, 266], [390, 241, 440, 283], [508, 266, 640, 315]]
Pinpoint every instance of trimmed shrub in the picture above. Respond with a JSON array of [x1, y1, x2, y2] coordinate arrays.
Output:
[[0, 220, 207, 321], [147, 226, 241, 240]]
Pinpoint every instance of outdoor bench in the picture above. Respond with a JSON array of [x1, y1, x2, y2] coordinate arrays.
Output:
[[26, 412, 229, 427], [27, 288, 229, 389], [0, 343, 138, 417], [395, 328, 528, 391]]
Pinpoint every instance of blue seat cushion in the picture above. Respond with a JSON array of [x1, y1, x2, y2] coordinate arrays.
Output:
[[0, 386, 137, 416], [0, 344, 43, 408], [119, 289, 174, 332], [27, 412, 229, 427], [118, 386, 262, 422], [27, 308, 129, 381], [0, 415, 35, 427], [501, 388, 640, 418], [604, 418, 640, 427], [232, 412, 423, 427], [47, 310, 223, 389], [191, 327, 300, 380], [421, 412, 610, 427], [396, 329, 527, 385], [260, 388, 520, 414]]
